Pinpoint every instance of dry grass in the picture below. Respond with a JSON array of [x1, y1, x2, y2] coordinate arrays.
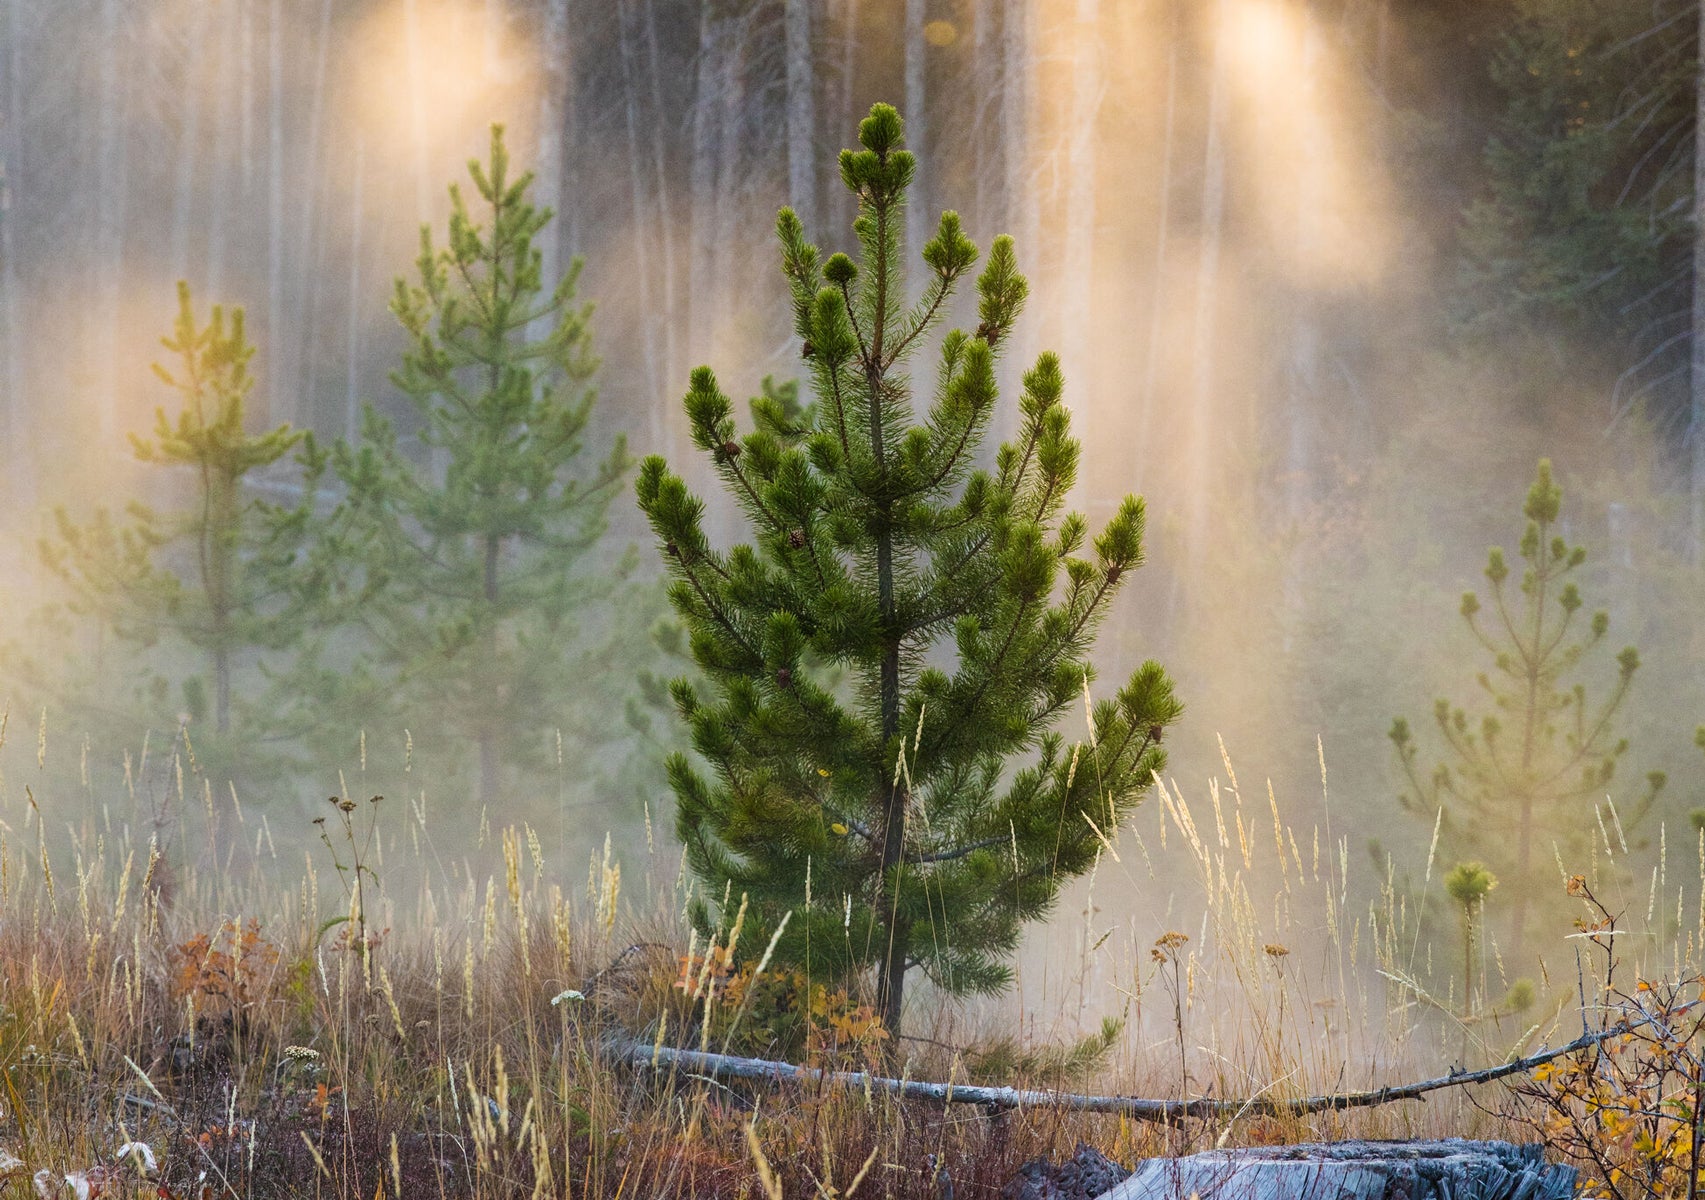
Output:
[[0, 721, 1690, 1198]]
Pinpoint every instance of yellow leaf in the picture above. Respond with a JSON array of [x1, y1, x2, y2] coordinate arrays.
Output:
[[817, 769, 831, 778], [830, 823, 848, 835]]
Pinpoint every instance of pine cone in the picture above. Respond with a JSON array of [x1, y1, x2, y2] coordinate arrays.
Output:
[[787, 528, 807, 549], [720, 440, 741, 460], [776, 667, 793, 688], [801, 340, 816, 359]]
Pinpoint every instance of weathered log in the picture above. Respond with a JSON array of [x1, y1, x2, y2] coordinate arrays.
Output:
[[1100, 1140, 1576, 1200], [612, 1021, 1627, 1121]]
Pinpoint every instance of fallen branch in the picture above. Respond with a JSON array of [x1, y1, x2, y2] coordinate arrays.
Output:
[[612, 1021, 1638, 1122]]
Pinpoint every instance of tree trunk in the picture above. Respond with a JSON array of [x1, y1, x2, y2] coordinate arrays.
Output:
[[207, 2, 235, 300], [535, 0, 569, 291], [617, 0, 663, 445], [402, 0, 430, 222], [785, 0, 816, 231], [971, 1, 997, 233], [836, 0, 859, 234], [1691, 0, 1705, 562], [1061, 0, 1100, 466], [1107, 1141, 1576, 1200], [1136, 0, 1179, 495], [642, 0, 679, 417], [999, 0, 1038, 443], [904, 0, 926, 269], [207, 473, 237, 736], [94, 0, 128, 458], [868, 199, 908, 1044], [0, 0, 29, 506], [1185, 0, 1230, 578], [267, 0, 286, 426], [688, 10, 722, 361], [345, 132, 364, 443], [292, 0, 335, 431], [239, 0, 254, 190], [170, 2, 208, 284], [1281, 4, 1323, 651], [480, 533, 501, 806]]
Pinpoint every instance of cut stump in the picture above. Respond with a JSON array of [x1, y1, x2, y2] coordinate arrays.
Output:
[[1099, 1140, 1576, 1200]]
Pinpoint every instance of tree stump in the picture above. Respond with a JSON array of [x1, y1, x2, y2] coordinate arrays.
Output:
[[1099, 1140, 1576, 1200]]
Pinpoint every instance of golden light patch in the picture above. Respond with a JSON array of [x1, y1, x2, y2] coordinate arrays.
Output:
[[923, 19, 957, 47]]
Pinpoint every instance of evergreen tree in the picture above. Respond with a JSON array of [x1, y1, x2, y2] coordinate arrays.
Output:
[[1390, 459, 1664, 949], [638, 104, 1181, 1040], [1460, 1, 1693, 426], [38, 282, 314, 742], [314, 126, 636, 808]]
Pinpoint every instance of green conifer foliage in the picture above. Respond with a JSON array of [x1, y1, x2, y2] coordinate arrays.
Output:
[[321, 126, 633, 807], [40, 282, 311, 739], [1391, 459, 1663, 948], [638, 104, 1181, 1040]]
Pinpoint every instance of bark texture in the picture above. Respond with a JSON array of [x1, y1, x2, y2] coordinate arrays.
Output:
[[1103, 1141, 1576, 1200]]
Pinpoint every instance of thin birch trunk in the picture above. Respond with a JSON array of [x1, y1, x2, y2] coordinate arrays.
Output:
[[785, 0, 816, 230]]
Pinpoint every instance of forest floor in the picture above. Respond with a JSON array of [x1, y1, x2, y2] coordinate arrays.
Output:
[[0, 769, 1673, 1198]]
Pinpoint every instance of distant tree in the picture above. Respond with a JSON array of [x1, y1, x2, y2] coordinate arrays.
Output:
[[312, 126, 639, 808], [37, 282, 316, 744], [1459, 0, 1705, 535], [637, 104, 1182, 1042], [1390, 459, 1664, 949]]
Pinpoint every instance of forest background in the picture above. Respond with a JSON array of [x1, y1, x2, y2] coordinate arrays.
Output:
[[1, 0, 1701, 1024]]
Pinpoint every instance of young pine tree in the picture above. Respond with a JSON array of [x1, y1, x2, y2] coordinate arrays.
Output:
[[638, 104, 1181, 1041], [319, 126, 635, 807], [39, 282, 313, 741], [1390, 459, 1663, 949]]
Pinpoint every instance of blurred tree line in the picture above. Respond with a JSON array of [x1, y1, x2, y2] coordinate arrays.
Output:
[[14, 129, 660, 818], [5, 0, 1705, 874]]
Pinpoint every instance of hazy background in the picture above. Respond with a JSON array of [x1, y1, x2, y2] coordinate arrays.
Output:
[[2, 0, 1700, 1029]]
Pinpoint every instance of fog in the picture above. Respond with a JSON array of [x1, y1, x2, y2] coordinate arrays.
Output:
[[2, 0, 1700, 1034]]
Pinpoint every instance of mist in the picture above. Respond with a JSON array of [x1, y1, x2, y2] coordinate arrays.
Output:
[[1, 0, 1701, 1044]]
